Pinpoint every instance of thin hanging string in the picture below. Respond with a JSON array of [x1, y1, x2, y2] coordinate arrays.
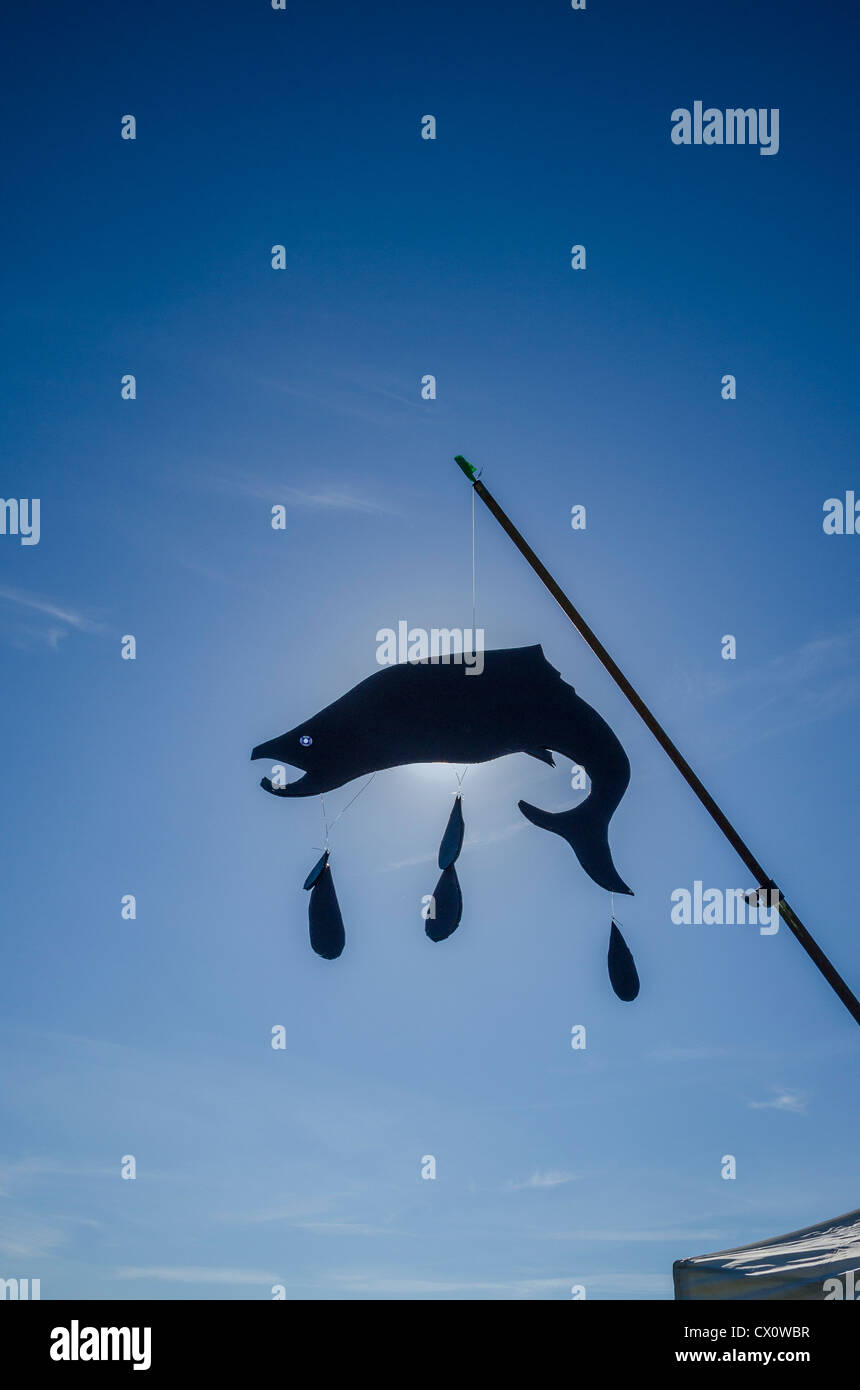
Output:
[[318, 773, 378, 849], [456, 486, 478, 799], [471, 483, 477, 633]]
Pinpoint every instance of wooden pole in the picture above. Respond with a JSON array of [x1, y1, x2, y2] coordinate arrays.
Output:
[[454, 455, 860, 1028]]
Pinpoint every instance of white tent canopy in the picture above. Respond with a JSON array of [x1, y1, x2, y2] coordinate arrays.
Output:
[[674, 1209, 860, 1300]]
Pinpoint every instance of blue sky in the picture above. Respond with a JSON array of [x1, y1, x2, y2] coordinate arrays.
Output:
[[1, 0, 859, 1299]]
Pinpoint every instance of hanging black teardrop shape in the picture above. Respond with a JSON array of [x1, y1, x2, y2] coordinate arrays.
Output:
[[308, 862, 345, 959], [608, 921, 639, 1001], [303, 850, 329, 891], [438, 795, 465, 869], [426, 864, 462, 942]]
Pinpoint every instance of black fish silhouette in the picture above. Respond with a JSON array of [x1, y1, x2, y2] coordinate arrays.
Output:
[[422, 795, 467, 943], [608, 921, 639, 1000], [438, 796, 465, 871], [303, 851, 345, 960], [252, 645, 632, 895], [426, 864, 463, 942]]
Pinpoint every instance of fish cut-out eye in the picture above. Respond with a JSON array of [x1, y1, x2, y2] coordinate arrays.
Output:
[[300, 734, 313, 746]]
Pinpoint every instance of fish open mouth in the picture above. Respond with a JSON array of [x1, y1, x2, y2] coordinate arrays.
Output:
[[250, 744, 308, 796], [259, 772, 307, 796]]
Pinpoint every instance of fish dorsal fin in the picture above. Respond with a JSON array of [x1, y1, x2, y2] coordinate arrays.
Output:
[[524, 747, 556, 767]]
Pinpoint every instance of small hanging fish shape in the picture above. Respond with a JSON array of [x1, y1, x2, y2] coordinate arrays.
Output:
[[438, 795, 465, 870], [426, 795, 465, 943], [607, 919, 639, 1001], [426, 865, 463, 943], [303, 851, 346, 960]]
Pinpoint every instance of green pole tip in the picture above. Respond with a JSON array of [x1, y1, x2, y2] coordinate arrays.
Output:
[[454, 454, 478, 481]]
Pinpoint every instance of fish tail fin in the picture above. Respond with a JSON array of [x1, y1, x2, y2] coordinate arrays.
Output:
[[517, 797, 633, 896]]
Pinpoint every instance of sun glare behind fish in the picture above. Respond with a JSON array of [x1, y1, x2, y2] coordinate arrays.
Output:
[[411, 761, 468, 785]]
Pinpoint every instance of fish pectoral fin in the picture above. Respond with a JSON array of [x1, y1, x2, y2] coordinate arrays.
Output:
[[523, 747, 556, 767]]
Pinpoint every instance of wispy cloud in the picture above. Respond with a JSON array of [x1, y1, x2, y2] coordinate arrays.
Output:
[[294, 1221, 407, 1238], [540, 1228, 726, 1243], [0, 586, 104, 647], [175, 555, 271, 594], [0, 1156, 115, 1197], [329, 1272, 573, 1296], [115, 1266, 278, 1287], [647, 1047, 733, 1062], [0, 1214, 67, 1259], [748, 1089, 807, 1114], [257, 366, 436, 428], [277, 486, 391, 515], [216, 1196, 343, 1225], [217, 474, 397, 517], [580, 1273, 673, 1296], [676, 625, 860, 749], [328, 1271, 670, 1298], [508, 1170, 579, 1191]]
